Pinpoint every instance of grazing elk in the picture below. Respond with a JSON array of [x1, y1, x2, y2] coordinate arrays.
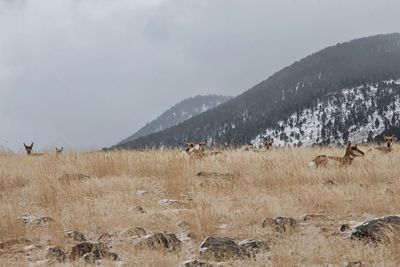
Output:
[[375, 135, 395, 153], [24, 143, 45, 156], [311, 142, 365, 168]]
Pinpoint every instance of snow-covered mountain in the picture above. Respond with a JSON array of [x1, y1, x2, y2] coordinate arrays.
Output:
[[253, 79, 400, 147], [116, 95, 233, 146], [114, 33, 400, 150]]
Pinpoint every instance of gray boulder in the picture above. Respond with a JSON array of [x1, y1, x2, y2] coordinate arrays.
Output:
[[351, 215, 400, 242]]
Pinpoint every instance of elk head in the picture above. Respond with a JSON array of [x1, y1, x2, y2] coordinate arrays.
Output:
[[346, 142, 365, 158], [384, 135, 395, 150], [56, 147, 63, 154], [24, 142, 34, 155]]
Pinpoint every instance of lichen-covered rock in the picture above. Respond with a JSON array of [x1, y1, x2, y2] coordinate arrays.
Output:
[[351, 215, 400, 242], [69, 242, 118, 262], [136, 232, 182, 251], [199, 237, 249, 261]]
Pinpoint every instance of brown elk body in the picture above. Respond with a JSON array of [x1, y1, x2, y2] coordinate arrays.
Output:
[[312, 142, 365, 168]]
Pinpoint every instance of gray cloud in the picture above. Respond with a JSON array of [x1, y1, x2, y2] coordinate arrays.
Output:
[[1, 0, 400, 151]]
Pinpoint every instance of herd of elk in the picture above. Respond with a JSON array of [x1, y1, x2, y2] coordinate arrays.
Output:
[[22, 134, 395, 167]]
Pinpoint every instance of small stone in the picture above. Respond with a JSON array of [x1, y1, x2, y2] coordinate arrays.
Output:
[[340, 224, 351, 232], [58, 173, 91, 183], [262, 216, 297, 233], [65, 230, 87, 242], [136, 190, 148, 196], [182, 259, 214, 267], [158, 199, 179, 206], [46, 246, 66, 263], [345, 260, 363, 267], [132, 206, 147, 214]]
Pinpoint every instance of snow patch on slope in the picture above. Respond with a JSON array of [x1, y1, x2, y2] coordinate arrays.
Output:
[[252, 80, 400, 147]]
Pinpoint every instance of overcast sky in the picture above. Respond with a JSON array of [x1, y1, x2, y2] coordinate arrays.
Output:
[[1, 0, 399, 152]]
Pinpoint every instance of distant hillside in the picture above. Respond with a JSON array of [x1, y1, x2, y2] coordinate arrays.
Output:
[[115, 33, 400, 149], [116, 95, 233, 146]]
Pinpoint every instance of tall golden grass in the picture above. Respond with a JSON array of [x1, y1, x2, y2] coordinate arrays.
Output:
[[0, 144, 399, 266]]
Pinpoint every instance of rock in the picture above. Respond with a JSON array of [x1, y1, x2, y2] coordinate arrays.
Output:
[[303, 214, 330, 222], [345, 261, 363, 267], [238, 239, 269, 254], [46, 246, 66, 263], [262, 216, 297, 233], [199, 237, 249, 261], [132, 206, 147, 214], [70, 242, 118, 262], [182, 259, 214, 267], [351, 215, 400, 242], [136, 190, 148, 196], [196, 172, 234, 181], [323, 179, 336, 186], [136, 232, 182, 251], [58, 173, 91, 183], [121, 227, 147, 238], [65, 230, 87, 242], [0, 238, 31, 249], [36, 216, 54, 226], [340, 224, 351, 232], [159, 199, 179, 206], [20, 213, 54, 226], [178, 221, 192, 228], [98, 233, 112, 243]]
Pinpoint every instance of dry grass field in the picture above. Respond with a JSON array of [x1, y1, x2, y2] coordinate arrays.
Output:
[[0, 144, 400, 266]]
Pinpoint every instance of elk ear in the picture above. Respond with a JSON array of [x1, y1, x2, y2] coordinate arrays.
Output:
[[24, 143, 28, 148], [31, 142, 34, 148], [61, 147, 63, 151]]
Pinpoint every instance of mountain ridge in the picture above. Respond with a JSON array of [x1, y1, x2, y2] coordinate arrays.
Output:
[[114, 33, 400, 149], [116, 94, 233, 146]]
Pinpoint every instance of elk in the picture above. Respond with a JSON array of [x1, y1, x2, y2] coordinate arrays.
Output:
[[241, 137, 274, 152], [311, 142, 365, 168], [24, 143, 45, 156], [374, 135, 395, 152], [263, 138, 274, 151], [184, 139, 226, 158], [56, 147, 64, 154]]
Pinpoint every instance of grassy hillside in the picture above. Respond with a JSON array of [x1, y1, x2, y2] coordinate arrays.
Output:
[[0, 146, 400, 266]]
